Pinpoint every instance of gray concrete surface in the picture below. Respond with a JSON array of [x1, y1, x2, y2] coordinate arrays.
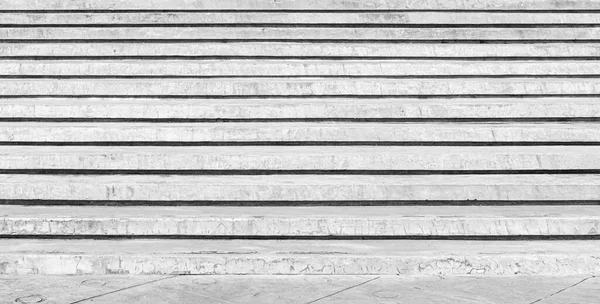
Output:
[[1, 275, 599, 304], [3, 206, 600, 236]]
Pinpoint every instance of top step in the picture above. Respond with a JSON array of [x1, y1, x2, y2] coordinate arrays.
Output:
[[2, 0, 600, 11]]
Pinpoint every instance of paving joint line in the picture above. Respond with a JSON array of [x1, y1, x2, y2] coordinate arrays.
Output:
[[528, 275, 596, 304], [68, 274, 180, 304], [306, 276, 380, 303]]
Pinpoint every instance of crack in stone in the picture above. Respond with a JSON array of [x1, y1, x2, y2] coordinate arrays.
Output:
[[528, 276, 596, 304]]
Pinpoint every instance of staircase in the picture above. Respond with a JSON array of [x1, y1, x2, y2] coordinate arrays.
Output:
[[1, 0, 600, 276]]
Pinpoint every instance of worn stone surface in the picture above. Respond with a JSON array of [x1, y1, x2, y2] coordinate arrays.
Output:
[[2, 78, 600, 96], [11, 12, 600, 25], [3, 43, 599, 57], [2, 98, 599, 119], [5, 60, 600, 76], [1, 240, 600, 275], [3, 122, 599, 142], [6, 12, 600, 25], [1, 174, 599, 201], [4, 27, 600, 40], [2, 146, 600, 170], [3, 206, 600, 236], [3, 275, 595, 304], [2, 0, 600, 10]]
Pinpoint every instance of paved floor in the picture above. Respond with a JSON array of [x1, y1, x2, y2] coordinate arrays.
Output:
[[1, 275, 598, 304]]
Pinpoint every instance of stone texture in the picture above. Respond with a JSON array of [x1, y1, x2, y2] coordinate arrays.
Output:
[[5, 60, 600, 76], [6, 12, 600, 25], [1, 0, 599, 10], [3, 206, 600, 236], [1, 239, 600, 275], [4, 27, 600, 40], [3, 78, 600, 96], [2, 98, 599, 119], [1, 174, 599, 201], [3, 43, 599, 58], [3, 146, 600, 170], [2, 122, 600, 143], [3, 275, 595, 304]]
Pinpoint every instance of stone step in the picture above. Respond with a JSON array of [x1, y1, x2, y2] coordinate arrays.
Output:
[[2, 0, 599, 11], [4, 27, 600, 40], [3, 60, 600, 76], [2, 78, 600, 96], [2, 122, 598, 143], [3, 43, 597, 58], [3, 205, 600, 236], [2, 97, 598, 119], [0, 174, 598, 201], [5, 12, 600, 25], [1, 239, 599, 275], [2, 146, 600, 171]]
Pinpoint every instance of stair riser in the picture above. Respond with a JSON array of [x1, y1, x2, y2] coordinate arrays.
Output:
[[3, 218, 599, 236], [2, 254, 598, 276]]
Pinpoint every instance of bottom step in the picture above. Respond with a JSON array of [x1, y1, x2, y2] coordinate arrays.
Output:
[[1, 239, 599, 276]]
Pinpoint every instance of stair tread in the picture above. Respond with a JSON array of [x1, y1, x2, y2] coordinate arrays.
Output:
[[4, 205, 600, 219], [2, 0, 599, 10], [5, 60, 600, 76], [2, 97, 598, 119], [5, 27, 600, 40], [3, 78, 599, 95], [2, 146, 600, 170], [6, 12, 600, 25], [5, 43, 598, 57], [2, 122, 598, 143]]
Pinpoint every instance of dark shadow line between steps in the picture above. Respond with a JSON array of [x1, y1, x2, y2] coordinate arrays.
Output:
[[2, 200, 599, 206], [4, 235, 600, 241], [6, 23, 600, 28], [1, 94, 600, 99], [5, 75, 600, 79], [2, 169, 600, 175], [3, 142, 600, 146], [4, 56, 600, 61], [5, 9, 600, 13], [3, 118, 600, 123], [3, 39, 600, 43]]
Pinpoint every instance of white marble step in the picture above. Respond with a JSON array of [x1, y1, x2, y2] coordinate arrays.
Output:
[[2, 0, 599, 10], [0, 174, 598, 201], [2, 146, 599, 170], [2, 122, 598, 143], [3, 205, 600, 236], [1, 239, 599, 275], [4, 12, 600, 25], [3, 60, 599, 76]]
